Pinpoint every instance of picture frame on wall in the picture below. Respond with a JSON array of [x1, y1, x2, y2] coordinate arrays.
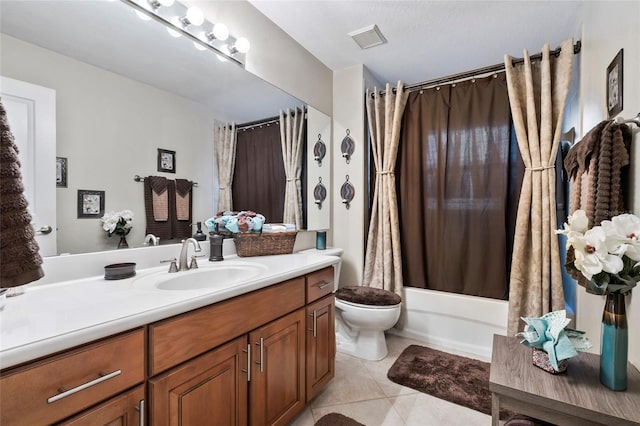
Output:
[[157, 148, 176, 173], [606, 49, 623, 118], [56, 157, 67, 188], [77, 190, 105, 218]]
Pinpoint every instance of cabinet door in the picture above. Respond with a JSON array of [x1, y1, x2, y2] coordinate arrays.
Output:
[[249, 308, 306, 426], [149, 336, 249, 426], [58, 384, 144, 426], [306, 294, 335, 402]]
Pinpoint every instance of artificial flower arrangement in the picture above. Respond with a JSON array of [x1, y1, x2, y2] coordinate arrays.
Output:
[[100, 210, 134, 237], [517, 310, 591, 373], [556, 209, 640, 295]]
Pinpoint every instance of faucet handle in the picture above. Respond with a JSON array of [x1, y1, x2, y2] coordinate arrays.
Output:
[[190, 254, 206, 270], [161, 258, 178, 273]]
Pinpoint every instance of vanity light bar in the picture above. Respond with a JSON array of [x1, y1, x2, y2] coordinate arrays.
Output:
[[121, 0, 248, 67]]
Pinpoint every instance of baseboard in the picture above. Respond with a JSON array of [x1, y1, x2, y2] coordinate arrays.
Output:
[[387, 328, 494, 361]]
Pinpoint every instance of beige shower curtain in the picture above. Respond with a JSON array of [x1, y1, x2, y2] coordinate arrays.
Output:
[[504, 39, 574, 335], [363, 81, 409, 296], [215, 122, 237, 212], [280, 107, 305, 229]]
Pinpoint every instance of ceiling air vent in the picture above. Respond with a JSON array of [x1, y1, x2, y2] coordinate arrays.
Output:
[[348, 24, 387, 50]]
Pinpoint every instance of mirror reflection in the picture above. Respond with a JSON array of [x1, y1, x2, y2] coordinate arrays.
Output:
[[0, 0, 304, 256]]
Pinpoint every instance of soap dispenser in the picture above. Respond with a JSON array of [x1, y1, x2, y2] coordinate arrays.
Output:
[[209, 224, 224, 261], [193, 221, 207, 242]]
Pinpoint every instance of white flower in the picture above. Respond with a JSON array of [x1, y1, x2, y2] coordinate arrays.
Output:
[[557, 210, 589, 237], [571, 227, 624, 280], [602, 214, 640, 261], [100, 210, 134, 236]]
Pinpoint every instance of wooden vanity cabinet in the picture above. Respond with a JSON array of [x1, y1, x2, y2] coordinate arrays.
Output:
[[305, 295, 335, 402], [0, 329, 145, 426], [149, 336, 248, 426], [249, 308, 306, 426], [57, 384, 145, 426], [304, 266, 336, 402]]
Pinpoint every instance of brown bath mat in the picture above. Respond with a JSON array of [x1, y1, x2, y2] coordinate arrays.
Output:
[[315, 412, 364, 426], [387, 345, 510, 418]]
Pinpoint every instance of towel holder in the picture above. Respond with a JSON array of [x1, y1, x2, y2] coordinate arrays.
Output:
[[134, 175, 198, 186]]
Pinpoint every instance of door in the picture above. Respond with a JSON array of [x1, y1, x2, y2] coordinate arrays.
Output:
[[249, 308, 306, 426], [57, 385, 145, 426], [306, 294, 335, 402], [1, 76, 57, 256], [149, 336, 248, 426]]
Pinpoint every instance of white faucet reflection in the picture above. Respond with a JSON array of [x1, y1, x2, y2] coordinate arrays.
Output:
[[178, 238, 202, 271], [144, 233, 160, 246]]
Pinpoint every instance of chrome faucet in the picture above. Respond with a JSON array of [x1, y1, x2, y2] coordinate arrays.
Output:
[[144, 233, 160, 246], [178, 238, 202, 271]]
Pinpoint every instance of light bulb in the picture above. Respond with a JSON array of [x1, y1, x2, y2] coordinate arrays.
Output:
[[218, 45, 230, 61], [193, 41, 206, 51], [184, 6, 204, 26], [135, 10, 152, 21], [235, 37, 250, 53], [158, 0, 174, 6], [212, 23, 229, 41], [167, 17, 182, 37]]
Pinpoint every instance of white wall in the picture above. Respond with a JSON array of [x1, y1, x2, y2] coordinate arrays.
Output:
[[332, 65, 367, 286], [1, 34, 216, 254], [578, 1, 640, 368]]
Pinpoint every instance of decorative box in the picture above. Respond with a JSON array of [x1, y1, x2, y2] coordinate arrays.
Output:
[[532, 348, 568, 374]]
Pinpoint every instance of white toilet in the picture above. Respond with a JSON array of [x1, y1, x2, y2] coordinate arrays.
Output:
[[299, 247, 402, 361]]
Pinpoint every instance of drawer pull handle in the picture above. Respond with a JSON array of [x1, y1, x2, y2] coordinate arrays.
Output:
[[312, 310, 317, 337], [255, 338, 264, 373], [242, 344, 251, 382], [318, 282, 332, 290], [47, 370, 122, 403], [136, 399, 145, 426]]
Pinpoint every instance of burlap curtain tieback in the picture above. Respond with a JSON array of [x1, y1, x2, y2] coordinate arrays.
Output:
[[526, 165, 555, 172]]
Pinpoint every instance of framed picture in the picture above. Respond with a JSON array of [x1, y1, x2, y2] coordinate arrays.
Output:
[[77, 190, 105, 218], [606, 49, 623, 118], [56, 157, 67, 187], [157, 148, 176, 173]]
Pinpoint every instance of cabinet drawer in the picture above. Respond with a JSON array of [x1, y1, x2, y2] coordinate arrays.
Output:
[[306, 266, 334, 303], [0, 329, 145, 426], [149, 277, 305, 375]]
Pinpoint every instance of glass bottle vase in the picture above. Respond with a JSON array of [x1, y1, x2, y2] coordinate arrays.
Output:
[[600, 292, 628, 391], [117, 235, 129, 249]]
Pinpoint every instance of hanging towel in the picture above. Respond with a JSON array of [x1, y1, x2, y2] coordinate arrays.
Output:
[[148, 176, 169, 221], [564, 120, 631, 226], [172, 179, 192, 239], [144, 176, 172, 240], [0, 100, 44, 288], [175, 179, 192, 221]]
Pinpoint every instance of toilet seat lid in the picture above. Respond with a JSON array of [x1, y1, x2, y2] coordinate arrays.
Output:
[[335, 286, 401, 306]]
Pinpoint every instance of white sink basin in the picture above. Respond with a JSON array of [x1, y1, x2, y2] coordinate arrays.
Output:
[[132, 261, 267, 291]]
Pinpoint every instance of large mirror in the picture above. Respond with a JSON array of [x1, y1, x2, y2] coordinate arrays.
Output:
[[0, 0, 316, 256]]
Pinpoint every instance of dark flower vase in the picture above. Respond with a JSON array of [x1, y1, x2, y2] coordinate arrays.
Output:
[[600, 292, 628, 391], [117, 235, 129, 249]]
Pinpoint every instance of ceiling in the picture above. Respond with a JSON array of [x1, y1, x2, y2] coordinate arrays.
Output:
[[249, 0, 584, 85]]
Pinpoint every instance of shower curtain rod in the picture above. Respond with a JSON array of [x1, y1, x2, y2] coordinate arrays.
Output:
[[374, 40, 582, 97], [236, 106, 307, 131]]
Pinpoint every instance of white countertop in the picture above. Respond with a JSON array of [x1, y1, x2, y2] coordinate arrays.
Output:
[[0, 252, 340, 369]]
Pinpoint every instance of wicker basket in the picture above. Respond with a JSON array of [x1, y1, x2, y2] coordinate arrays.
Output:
[[233, 232, 297, 257]]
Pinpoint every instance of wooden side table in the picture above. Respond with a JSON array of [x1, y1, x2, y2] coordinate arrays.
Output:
[[489, 334, 640, 426]]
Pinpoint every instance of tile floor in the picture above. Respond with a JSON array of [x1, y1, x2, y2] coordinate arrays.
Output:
[[289, 334, 493, 426]]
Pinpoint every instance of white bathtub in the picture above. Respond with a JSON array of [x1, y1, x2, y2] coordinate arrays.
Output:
[[388, 287, 508, 359]]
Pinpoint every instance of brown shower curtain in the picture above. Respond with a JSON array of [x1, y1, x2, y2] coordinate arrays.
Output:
[[397, 74, 519, 299], [232, 123, 285, 222], [504, 40, 573, 335]]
